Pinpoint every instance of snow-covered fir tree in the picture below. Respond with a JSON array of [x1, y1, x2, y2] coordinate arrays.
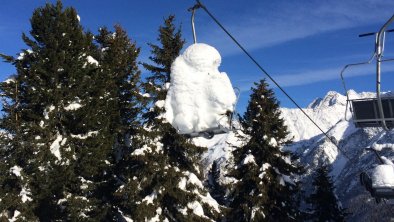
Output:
[[114, 15, 222, 221], [0, 2, 142, 221], [0, 2, 97, 220], [227, 79, 303, 221], [94, 25, 145, 220], [207, 160, 227, 206], [142, 15, 184, 125], [306, 165, 347, 222]]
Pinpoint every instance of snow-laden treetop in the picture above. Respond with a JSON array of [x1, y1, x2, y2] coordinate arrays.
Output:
[[165, 43, 237, 134]]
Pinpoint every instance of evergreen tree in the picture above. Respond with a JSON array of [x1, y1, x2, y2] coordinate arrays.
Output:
[[0, 1, 96, 220], [227, 79, 303, 221], [207, 160, 227, 206], [94, 25, 143, 220], [114, 15, 222, 221], [306, 165, 347, 222], [142, 15, 184, 125], [0, 2, 143, 221], [95, 25, 142, 146]]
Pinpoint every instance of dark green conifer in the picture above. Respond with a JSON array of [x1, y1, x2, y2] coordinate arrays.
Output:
[[207, 160, 227, 206], [115, 15, 222, 221], [142, 15, 185, 125], [228, 79, 303, 221], [0, 1, 97, 220], [307, 165, 347, 222], [0, 2, 143, 220], [94, 25, 143, 220]]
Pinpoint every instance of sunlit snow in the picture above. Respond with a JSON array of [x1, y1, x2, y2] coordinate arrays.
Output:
[[165, 43, 236, 134], [10, 165, 22, 178], [142, 191, 157, 205], [71, 131, 98, 139], [86, 55, 99, 66], [4, 77, 16, 84], [371, 164, 394, 187], [16, 49, 32, 60], [372, 142, 394, 151], [50, 134, 67, 161], [187, 201, 205, 217], [8, 210, 21, 222], [241, 154, 256, 165], [64, 99, 82, 111], [44, 105, 55, 120], [20, 186, 32, 203]]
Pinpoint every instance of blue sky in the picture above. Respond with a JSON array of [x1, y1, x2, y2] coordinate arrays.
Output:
[[1, 0, 394, 113]]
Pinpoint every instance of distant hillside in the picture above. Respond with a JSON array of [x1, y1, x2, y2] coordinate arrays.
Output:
[[197, 90, 394, 221]]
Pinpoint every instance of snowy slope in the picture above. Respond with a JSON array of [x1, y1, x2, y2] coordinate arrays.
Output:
[[194, 122, 245, 178], [282, 91, 394, 222], [280, 90, 377, 142], [281, 91, 347, 141], [200, 90, 394, 221]]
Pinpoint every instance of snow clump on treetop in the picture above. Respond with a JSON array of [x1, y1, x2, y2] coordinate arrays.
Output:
[[165, 43, 237, 134]]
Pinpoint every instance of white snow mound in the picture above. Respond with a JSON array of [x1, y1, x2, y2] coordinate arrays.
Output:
[[165, 43, 236, 134], [371, 164, 394, 187]]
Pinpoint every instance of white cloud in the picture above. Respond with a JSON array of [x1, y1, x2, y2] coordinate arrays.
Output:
[[232, 61, 394, 90], [275, 62, 394, 87]]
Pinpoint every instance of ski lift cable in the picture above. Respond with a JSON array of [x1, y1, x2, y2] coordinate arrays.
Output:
[[193, 0, 351, 159], [372, 148, 385, 164]]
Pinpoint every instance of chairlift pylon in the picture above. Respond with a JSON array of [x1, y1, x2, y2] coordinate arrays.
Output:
[[341, 14, 394, 130]]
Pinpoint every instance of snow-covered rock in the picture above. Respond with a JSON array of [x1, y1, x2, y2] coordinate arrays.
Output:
[[165, 43, 237, 134]]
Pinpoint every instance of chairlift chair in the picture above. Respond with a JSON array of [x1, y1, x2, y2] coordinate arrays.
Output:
[[360, 172, 394, 203], [179, 87, 241, 139], [174, 4, 240, 139], [341, 14, 394, 131], [359, 148, 394, 203], [182, 124, 230, 140]]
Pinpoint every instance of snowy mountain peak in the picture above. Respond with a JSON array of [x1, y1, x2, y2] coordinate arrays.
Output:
[[347, 89, 375, 100], [281, 91, 349, 142], [323, 91, 347, 106], [281, 90, 394, 221], [307, 91, 347, 110], [307, 98, 322, 109]]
